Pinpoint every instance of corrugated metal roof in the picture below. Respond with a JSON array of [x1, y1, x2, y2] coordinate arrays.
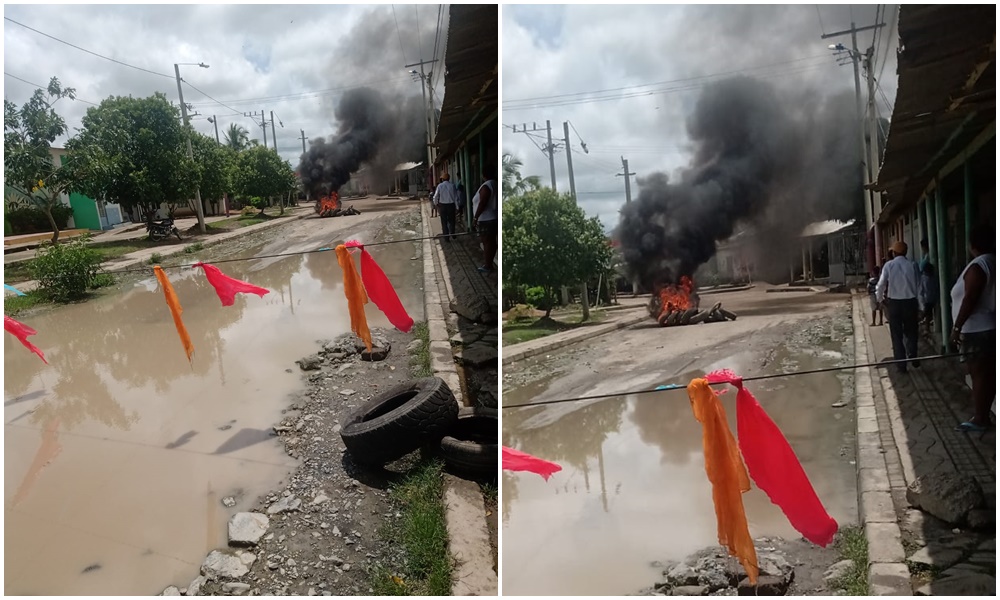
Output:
[[432, 4, 498, 159], [874, 5, 995, 219], [394, 162, 423, 172], [800, 219, 856, 238]]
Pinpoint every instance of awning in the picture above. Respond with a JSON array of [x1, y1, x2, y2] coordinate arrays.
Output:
[[874, 5, 995, 221], [432, 4, 498, 160], [800, 219, 857, 238]]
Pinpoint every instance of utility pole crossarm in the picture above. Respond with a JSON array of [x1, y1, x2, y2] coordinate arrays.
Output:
[[821, 22, 885, 39]]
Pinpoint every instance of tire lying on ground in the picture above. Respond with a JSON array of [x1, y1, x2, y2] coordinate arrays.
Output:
[[439, 407, 498, 476], [340, 377, 458, 466]]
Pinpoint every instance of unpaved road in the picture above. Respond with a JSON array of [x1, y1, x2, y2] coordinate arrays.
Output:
[[501, 288, 859, 596], [4, 197, 424, 595]]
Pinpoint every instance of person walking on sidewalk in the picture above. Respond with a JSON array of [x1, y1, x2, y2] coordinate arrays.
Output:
[[867, 265, 884, 326], [876, 240, 921, 373], [919, 262, 939, 334], [950, 225, 995, 433], [432, 173, 460, 241], [472, 170, 498, 273]]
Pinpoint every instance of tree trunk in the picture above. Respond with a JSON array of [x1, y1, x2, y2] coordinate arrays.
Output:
[[543, 286, 554, 318], [279, 192, 285, 216], [45, 203, 60, 245]]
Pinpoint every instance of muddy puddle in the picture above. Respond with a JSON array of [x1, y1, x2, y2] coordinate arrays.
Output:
[[4, 214, 422, 594], [501, 314, 858, 596]]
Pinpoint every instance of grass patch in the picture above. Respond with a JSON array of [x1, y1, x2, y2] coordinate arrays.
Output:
[[408, 321, 432, 377], [148, 252, 164, 265], [369, 460, 452, 596], [89, 241, 150, 260], [832, 526, 870, 595], [3, 290, 48, 316], [184, 242, 205, 254], [502, 312, 606, 346], [206, 214, 273, 231], [481, 481, 497, 504], [3, 260, 35, 284]]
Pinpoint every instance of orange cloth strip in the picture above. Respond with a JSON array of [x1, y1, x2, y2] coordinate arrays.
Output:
[[154, 266, 194, 363], [335, 245, 372, 351], [687, 378, 758, 585]]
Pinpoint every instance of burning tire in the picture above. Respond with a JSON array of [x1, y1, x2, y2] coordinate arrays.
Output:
[[438, 407, 498, 476], [340, 377, 459, 467]]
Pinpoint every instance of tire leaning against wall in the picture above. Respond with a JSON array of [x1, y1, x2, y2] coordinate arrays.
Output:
[[340, 377, 459, 467], [438, 406, 498, 476]]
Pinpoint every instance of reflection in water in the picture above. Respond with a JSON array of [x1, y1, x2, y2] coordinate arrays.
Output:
[[165, 430, 198, 449], [213, 428, 273, 455], [12, 418, 61, 507]]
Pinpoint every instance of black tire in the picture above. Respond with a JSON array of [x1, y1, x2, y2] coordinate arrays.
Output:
[[150, 231, 165, 242], [340, 377, 458, 466], [439, 407, 498, 476]]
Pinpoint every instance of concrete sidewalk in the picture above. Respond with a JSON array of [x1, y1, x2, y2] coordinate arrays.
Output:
[[4, 208, 312, 295], [851, 292, 995, 595]]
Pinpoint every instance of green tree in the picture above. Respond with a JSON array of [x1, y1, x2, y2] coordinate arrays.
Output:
[[4, 77, 78, 243], [66, 93, 196, 222], [502, 188, 613, 317], [223, 123, 250, 151], [233, 146, 295, 215], [502, 152, 541, 198], [190, 132, 236, 214]]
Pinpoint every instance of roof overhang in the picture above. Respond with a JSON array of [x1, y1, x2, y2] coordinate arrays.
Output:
[[874, 5, 995, 221], [432, 4, 498, 160]]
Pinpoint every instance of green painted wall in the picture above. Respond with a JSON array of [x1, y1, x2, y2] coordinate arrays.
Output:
[[59, 154, 102, 230]]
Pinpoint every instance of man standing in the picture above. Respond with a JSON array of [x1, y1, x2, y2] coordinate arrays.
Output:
[[432, 173, 459, 240], [472, 169, 498, 273], [876, 240, 921, 372]]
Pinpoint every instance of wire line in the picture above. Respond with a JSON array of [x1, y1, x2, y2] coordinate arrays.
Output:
[[4, 72, 98, 105]]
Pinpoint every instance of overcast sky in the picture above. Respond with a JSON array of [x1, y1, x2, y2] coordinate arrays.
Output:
[[4, 3, 447, 167], [502, 4, 899, 230]]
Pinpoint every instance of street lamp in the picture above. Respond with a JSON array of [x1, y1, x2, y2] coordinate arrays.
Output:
[[207, 116, 220, 145], [174, 62, 209, 234]]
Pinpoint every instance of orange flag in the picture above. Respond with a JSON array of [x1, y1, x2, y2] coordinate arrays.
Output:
[[154, 266, 194, 363], [335, 245, 372, 351], [688, 378, 758, 585]]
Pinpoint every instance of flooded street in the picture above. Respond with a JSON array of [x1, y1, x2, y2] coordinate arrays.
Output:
[[502, 289, 859, 596], [4, 199, 424, 595]]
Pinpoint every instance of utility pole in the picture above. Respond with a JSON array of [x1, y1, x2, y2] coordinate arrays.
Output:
[[208, 116, 220, 145], [406, 59, 439, 183], [823, 20, 884, 268], [261, 108, 268, 149], [617, 156, 639, 295], [863, 49, 884, 264], [563, 121, 589, 321], [299, 129, 307, 155], [270, 111, 278, 153], [510, 122, 560, 191], [174, 64, 206, 234]]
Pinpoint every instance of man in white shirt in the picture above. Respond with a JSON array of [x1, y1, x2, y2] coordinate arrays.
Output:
[[472, 169, 498, 273], [432, 173, 460, 241], [876, 240, 921, 372]]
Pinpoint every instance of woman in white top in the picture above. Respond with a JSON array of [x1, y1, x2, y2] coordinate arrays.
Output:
[[950, 224, 995, 432]]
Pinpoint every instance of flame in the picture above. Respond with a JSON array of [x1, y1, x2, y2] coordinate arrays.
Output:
[[657, 276, 695, 317], [316, 192, 341, 213]]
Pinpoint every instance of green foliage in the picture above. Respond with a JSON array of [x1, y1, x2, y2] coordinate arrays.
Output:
[[502, 188, 613, 315], [67, 93, 196, 217], [184, 242, 204, 254], [408, 321, 432, 378], [223, 123, 251, 151], [233, 146, 296, 200], [190, 132, 235, 203], [148, 253, 163, 264], [240, 205, 258, 216], [29, 237, 105, 302], [833, 526, 870, 595], [506, 304, 536, 322], [502, 153, 541, 198], [5, 204, 74, 234], [524, 286, 553, 311]]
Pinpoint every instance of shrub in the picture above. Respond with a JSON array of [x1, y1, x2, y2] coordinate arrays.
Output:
[[525, 286, 554, 312], [29, 237, 104, 302], [507, 304, 536, 322], [240, 205, 258, 216], [148, 253, 163, 264], [5, 205, 74, 234]]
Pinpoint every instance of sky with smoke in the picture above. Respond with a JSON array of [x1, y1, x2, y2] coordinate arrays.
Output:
[[3, 4, 446, 168], [502, 4, 900, 233]]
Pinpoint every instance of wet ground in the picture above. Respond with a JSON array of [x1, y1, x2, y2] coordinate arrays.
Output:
[[501, 289, 860, 596], [3, 198, 424, 595]]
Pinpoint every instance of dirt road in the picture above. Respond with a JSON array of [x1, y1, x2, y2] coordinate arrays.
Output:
[[501, 288, 860, 595], [3, 197, 424, 595]]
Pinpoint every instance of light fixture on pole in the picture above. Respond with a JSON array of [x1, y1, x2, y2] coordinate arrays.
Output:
[[174, 61, 210, 234], [207, 116, 220, 145]]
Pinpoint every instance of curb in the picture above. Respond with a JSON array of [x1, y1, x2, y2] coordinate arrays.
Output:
[[850, 291, 912, 595], [419, 201, 497, 596], [701, 284, 754, 295], [501, 311, 648, 366], [6, 211, 311, 295]]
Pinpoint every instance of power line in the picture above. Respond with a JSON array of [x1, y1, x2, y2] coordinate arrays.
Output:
[[502, 352, 977, 410], [414, 4, 424, 62], [875, 4, 898, 84], [182, 80, 242, 115], [3, 72, 98, 105], [4, 17, 174, 80], [187, 77, 413, 108], [814, 5, 826, 35], [391, 4, 408, 64]]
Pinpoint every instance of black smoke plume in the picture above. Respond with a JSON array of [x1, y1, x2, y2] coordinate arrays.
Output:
[[298, 88, 425, 197], [617, 76, 862, 288]]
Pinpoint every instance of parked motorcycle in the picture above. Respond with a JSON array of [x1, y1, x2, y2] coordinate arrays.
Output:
[[147, 217, 182, 242]]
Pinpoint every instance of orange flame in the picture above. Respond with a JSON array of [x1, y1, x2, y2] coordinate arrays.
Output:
[[317, 192, 341, 213], [658, 276, 695, 317]]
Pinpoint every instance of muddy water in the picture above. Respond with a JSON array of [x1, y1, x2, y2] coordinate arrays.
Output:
[[4, 211, 423, 594], [502, 312, 858, 596]]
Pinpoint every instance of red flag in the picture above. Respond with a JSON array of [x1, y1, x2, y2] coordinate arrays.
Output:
[[193, 262, 270, 306], [502, 446, 562, 481], [345, 241, 414, 333], [4, 315, 47, 364], [706, 369, 838, 547]]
